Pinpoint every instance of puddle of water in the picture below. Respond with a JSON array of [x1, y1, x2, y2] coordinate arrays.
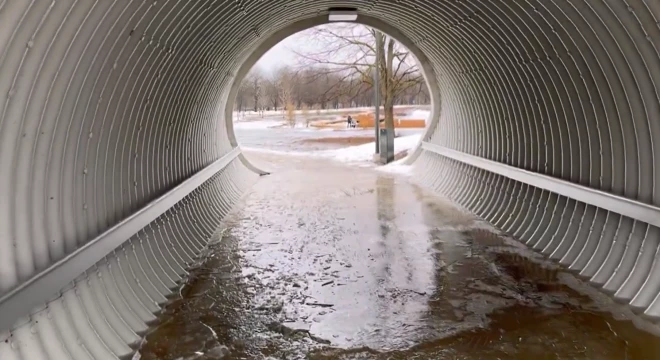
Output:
[[137, 154, 660, 360]]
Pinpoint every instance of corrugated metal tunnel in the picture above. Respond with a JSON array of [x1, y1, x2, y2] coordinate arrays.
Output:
[[0, 0, 659, 358]]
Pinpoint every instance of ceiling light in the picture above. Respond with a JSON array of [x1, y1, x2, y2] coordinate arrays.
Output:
[[328, 9, 358, 22]]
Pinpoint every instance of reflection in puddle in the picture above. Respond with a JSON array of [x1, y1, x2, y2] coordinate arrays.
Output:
[[137, 154, 660, 360]]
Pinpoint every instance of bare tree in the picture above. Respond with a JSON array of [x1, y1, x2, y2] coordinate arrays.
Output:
[[233, 34, 429, 116], [235, 80, 250, 112], [264, 74, 280, 110], [291, 24, 424, 131], [251, 72, 263, 113], [301, 103, 311, 127], [278, 68, 296, 127], [237, 69, 265, 113]]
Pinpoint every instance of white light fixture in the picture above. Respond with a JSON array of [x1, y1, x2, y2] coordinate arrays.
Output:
[[328, 9, 358, 22]]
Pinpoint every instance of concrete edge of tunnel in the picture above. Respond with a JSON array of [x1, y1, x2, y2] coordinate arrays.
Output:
[[238, 151, 271, 176]]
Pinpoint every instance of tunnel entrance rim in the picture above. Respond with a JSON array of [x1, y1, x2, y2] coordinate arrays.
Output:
[[224, 14, 440, 166]]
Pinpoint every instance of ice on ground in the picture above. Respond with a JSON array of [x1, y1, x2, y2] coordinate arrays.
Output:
[[243, 134, 422, 167], [241, 147, 310, 157], [233, 120, 285, 129]]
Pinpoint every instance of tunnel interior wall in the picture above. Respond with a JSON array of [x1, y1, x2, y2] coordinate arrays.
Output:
[[0, 0, 659, 358], [413, 0, 660, 317]]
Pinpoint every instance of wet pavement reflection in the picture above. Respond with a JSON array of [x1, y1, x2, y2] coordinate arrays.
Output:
[[137, 152, 660, 360]]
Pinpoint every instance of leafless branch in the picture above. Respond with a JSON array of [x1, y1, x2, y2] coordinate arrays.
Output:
[[234, 24, 430, 113]]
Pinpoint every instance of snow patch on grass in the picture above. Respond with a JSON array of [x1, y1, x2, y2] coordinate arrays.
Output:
[[377, 157, 415, 176], [399, 109, 430, 121], [313, 133, 421, 164], [233, 120, 285, 130], [243, 134, 421, 168]]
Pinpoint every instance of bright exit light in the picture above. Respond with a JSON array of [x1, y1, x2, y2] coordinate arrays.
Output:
[[328, 9, 358, 22]]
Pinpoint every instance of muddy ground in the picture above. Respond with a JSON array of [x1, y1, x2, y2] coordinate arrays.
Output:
[[137, 152, 660, 360]]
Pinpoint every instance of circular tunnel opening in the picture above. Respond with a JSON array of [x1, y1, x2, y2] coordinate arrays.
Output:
[[224, 16, 440, 173], [228, 21, 434, 168]]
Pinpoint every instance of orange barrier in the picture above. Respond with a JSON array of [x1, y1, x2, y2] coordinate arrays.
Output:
[[353, 113, 426, 128]]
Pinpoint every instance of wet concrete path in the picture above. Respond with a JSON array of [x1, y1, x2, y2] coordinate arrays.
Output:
[[138, 152, 660, 359]]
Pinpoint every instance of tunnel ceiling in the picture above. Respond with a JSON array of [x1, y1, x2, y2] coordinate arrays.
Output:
[[1, 0, 659, 358]]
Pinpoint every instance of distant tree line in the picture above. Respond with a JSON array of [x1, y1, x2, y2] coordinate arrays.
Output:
[[235, 64, 430, 113]]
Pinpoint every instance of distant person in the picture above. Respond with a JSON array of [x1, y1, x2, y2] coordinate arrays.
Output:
[[347, 115, 354, 128]]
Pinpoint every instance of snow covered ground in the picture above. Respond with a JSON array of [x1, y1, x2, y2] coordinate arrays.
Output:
[[232, 104, 426, 118], [232, 105, 431, 141], [234, 106, 425, 174], [399, 109, 430, 120], [232, 120, 284, 130], [316, 133, 420, 164], [243, 133, 421, 171], [376, 156, 416, 175]]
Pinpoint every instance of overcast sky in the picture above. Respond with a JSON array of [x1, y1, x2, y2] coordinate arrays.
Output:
[[251, 25, 414, 75], [253, 34, 303, 73]]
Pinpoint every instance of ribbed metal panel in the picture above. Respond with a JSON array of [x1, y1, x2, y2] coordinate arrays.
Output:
[[0, 0, 262, 357], [0, 0, 658, 358], [413, 0, 660, 319], [0, 159, 254, 359]]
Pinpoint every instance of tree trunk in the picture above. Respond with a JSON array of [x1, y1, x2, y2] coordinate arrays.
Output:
[[381, 36, 396, 132], [384, 95, 394, 130]]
